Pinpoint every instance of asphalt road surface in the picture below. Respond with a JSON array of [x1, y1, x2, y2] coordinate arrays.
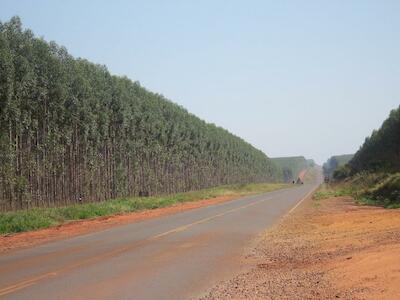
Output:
[[0, 180, 319, 300]]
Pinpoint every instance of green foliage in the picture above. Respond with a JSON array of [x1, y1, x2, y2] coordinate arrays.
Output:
[[312, 183, 351, 201], [0, 17, 282, 211], [318, 172, 400, 208], [361, 173, 400, 207], [327, 107, 400, 207], [322, 154, 353, 179], [348, 106, 400, 174], [346, 171, 388, 189], [334, 155, 355, 166], [332, 165, 351, 180], [271, 156, 309, 182], [0, 209, 57, 233], [0, 182, 289, 234]]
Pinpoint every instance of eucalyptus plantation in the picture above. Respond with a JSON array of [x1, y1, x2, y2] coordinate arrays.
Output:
[[348, 106, 400, 174], [0, 17, 281, 211]]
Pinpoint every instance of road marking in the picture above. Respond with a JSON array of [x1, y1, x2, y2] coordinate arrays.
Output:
[[0, 187, 303, 297], [149, 197, 274, 240], [0, 195, 275, 297], [0, 273, 57, 297], [287, 184, 319, 215]]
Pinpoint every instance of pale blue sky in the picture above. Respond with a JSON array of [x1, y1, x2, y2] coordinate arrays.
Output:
[[1, 0, 399, 163]]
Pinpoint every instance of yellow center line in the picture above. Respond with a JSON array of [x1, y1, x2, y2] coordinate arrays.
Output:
[[149, 197, 273, 240], [0, 191, 299, 297], [0, 273, 57, 297]]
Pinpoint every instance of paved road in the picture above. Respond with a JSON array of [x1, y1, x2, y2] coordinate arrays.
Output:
[[0, 180, 319, 300]]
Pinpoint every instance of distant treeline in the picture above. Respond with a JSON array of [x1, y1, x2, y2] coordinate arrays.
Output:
[[271, 156, 311, 182], [0, 17, 281, 211], [323, 154, 353, 179]]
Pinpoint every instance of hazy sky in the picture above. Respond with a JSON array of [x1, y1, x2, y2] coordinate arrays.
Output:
[[1, 0, 399, 164]]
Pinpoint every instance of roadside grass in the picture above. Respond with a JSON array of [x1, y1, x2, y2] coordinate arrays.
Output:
[[357, 197, 400, 209], [312, 183, 351, 205], [314, 172, 400, 209], [0, 182, 289, 235], [354, 197, 400, 209]]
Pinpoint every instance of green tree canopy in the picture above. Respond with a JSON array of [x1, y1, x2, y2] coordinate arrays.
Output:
[[0, 17, 281, 211]]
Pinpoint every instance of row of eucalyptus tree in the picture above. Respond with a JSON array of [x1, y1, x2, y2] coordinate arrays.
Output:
[[0, 17, 281, 211], [348, 106, 400, 174]]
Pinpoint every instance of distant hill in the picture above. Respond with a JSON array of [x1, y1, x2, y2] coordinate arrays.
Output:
[[306, 159, 315, 167], [323, 154, 354, 178], [271, 156, 309, 182]]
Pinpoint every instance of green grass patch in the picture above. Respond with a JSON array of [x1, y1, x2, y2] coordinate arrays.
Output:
[[312, 183, 351, 201], [0, 182, 289, 235], [317, 172, 400, 209]]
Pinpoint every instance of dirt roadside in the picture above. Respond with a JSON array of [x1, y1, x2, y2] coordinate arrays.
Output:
[[0, 194, 242, 254], [201, 195, 400, 299], [298, 169, 308, 181]]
